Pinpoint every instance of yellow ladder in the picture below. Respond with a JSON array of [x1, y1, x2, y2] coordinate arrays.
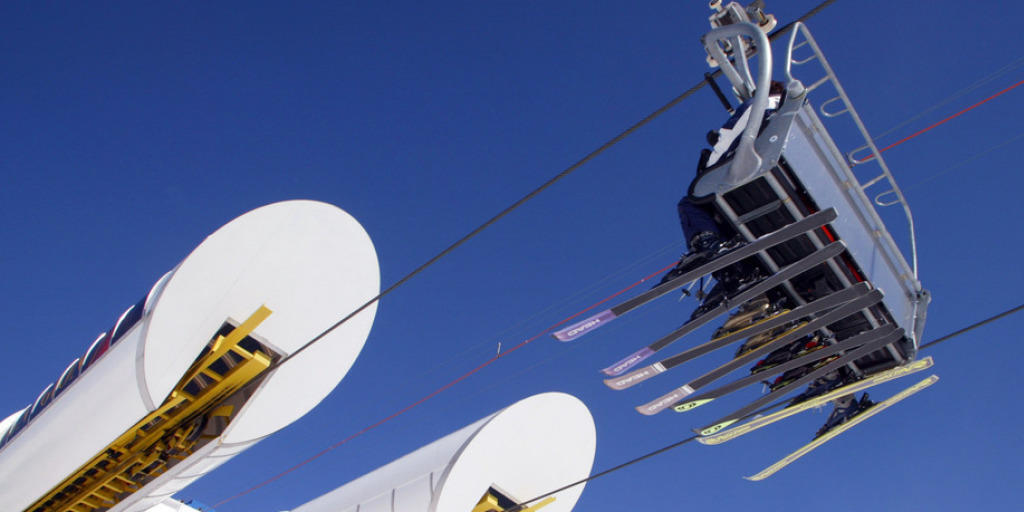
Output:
[[29, 306, 273, 512]]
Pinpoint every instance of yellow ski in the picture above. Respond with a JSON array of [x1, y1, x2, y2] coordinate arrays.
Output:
[[745, 374, 938, 481], [698, 356, 933, 445]]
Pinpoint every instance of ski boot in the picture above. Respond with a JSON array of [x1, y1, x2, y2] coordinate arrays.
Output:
[[715, 295, 771, 338], [787, 369, 853, 407], [722, 293, 790, 354], [689, 263, 765, 321], [658, 232, 718, 286], [766, 353, 840, 392], [734, 323, 789, 358], [815, 393, 874, 438], [657, 233, 748, 287], [748, 333, 826, 374]]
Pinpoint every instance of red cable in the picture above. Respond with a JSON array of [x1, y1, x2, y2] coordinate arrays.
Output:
[[875, 78, 1024, 155], [210, 259, 680, 509]]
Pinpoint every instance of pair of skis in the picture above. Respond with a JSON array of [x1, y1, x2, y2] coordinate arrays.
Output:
[[744, 376, 938, 480], [653, 354, 937, 480], [697, 356, 935, 445], [689, 356, 936, 480]]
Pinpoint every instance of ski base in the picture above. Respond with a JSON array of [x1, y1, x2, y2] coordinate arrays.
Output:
[[744, 374, 938, 481], [697, 356, 934, 445]]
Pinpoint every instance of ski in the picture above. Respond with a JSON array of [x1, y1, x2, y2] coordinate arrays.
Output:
[[635, 288, 881, 415], [673, 324, 900, 412], [694, 322, 903, 435], [744, 375, 939, 481], [602, 241, 846, 377], [697, 356, 934, 445], [551, 208, 838, 342], [604, 283, 869, 390]]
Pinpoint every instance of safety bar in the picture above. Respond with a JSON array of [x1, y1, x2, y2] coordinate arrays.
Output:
[[702, 22, 773, 188]]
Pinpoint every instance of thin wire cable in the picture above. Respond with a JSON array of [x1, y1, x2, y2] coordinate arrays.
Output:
[[210, 2, 840, 508], [902, 131, 1024, 191], [270, 77, 712, 374], [920, 303, 1024, 351], [390, 240, 683, 394], [507, 436, 700, 512], [870, 55, 1024, 143], [508, 301, 1024, 511], [874, 79, 1024, 156], [266, 0, 838, 374], [208, 259, 681, 508], [268, 54, 1019, 512]]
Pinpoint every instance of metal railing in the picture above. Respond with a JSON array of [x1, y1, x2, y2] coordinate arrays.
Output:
[[783, 22, 920, 283]]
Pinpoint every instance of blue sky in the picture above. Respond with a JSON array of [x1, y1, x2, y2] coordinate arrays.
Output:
[[2, 1, 1022, 511]]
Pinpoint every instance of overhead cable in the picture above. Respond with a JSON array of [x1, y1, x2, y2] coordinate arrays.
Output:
[[209, 1, 839, 508], [874, 79, 1024, 156], [268, 0, 838, 373]]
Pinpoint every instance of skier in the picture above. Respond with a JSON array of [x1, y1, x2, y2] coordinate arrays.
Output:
[[786, 366, 874, 438], [661, 83, 787, 318], [816, 392, 874, 438]]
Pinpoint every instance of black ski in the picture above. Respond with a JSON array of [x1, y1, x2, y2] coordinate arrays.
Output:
[[635, 288, 882, 415], [673, 324, 900, 412], [602, 241, 846, 377], [604, 283, 870, 390], [551, 208, 838, 342], [696, 325, 906, 436]]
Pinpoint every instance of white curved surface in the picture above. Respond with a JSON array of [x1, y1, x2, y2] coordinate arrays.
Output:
[[294, 392, 596, 512], [0, 324, 150, 510], [0, 200, 380, 512], [0, 409, 24, 437], [142, 200, 380, 440], [138, 498, 202, 512]]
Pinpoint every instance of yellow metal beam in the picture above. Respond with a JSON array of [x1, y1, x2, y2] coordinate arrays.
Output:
[[520, 497, 556, 512], [180, 305, 272, 387], [472, 494, 501, 512], [28, 306, 274, 512]]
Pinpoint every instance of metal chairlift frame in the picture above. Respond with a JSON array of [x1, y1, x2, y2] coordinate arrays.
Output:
[[692, 17, 928, 374]]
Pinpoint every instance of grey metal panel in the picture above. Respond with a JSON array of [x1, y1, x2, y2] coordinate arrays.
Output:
[[784, 104, 918, 339]]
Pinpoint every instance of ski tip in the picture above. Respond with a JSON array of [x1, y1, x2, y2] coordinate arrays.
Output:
[[696, 434, 726, 446], [603, 366, 657, 390], [697, 419, 737, 437], [634, 402, 667, 416], [743, 474, 767, 482], [551, 309, 616, 342], [673, 397, 713, 413], [630, 391, 679, 415], [600, 347, 655, 376]]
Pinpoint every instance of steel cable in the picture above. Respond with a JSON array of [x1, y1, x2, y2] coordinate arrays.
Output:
[[209, 1, 839, 508]]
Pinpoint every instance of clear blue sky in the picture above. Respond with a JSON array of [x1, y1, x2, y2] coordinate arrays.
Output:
[[2, 1, 1022, 511]]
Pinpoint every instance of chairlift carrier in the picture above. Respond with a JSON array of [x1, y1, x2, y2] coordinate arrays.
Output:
[[691, 10, 928, 376]]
